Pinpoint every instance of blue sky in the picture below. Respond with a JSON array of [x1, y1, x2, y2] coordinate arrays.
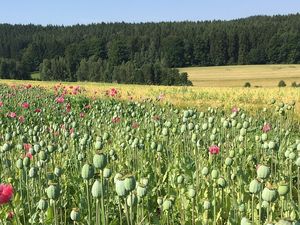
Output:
[[1, 0, 300, 25]]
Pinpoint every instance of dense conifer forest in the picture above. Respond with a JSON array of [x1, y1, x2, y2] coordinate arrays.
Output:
[[0, 14, 300, 85]]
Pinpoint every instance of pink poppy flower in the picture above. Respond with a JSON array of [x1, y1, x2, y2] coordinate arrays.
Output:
[[209, 145, 220, 155], [262, 123, 271, 133], [0, 184, 14, 205]]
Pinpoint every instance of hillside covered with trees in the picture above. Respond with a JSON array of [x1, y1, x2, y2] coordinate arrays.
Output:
[[0, 14, 300, 85]]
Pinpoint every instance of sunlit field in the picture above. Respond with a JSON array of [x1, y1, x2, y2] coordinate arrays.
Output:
[[0, 83, 299, 224], [179, 64, 300, 87]]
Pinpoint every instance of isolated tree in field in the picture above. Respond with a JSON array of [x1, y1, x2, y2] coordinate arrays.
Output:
[[278, 80, 286, 87], [244, 82, 251, 88]]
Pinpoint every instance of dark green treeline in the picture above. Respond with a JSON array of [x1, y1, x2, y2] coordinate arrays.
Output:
[[0, 14, 300, 85]]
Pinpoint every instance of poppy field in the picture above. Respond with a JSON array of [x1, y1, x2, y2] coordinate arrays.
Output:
[[0, 83, 300, 225]]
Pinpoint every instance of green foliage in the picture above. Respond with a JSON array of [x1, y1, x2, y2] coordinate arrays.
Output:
[[1, 14, 300, 84], [244, 82, 251, 88], [278, 80, 287, 87]]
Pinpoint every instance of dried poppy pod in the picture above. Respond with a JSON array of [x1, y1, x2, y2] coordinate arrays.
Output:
[[93, 153, 107, 170], [249, 178, 262, 194], [37, 198, 48, 211], [70, 208, 80, 221], [81, 164, 94, 180]]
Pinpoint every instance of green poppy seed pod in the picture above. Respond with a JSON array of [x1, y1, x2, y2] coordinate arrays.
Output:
[[188, 123, 194, 130], [163, 199, 172, 211], [243, 121, 249, 129], [115, 178, 127, 197], [289, 152, 296, 160], [38, 151, 47, 161], [296, 157, 300, 167], [70, 208, 80, 221], [46, 183, 60, 200], [249, 179, 262, 194], [2, 143, 10, 152], [229, 150, 235, 158], [255, 135, 260, 142], [202, 123, 208, 131], [225, 157, 233, 166], [5, 133, 12, 141], [203, 200, 211, 210], [124, 176, 136, 192], [127, 194, 137, 207], [202, 167, 209, 176], [236, 123, 242, 129], [238, 203, 245, 212], [211, 169, 219, 179], [188, 188, 196, 199], [231, 120, 237, 127], [261, 200, 269, 208], [29, 167, 38, 178], [150, 142, 157, 150], [223, 120, 229, 128], [141, 178, 149, 186], [284, 150, 290, 158], [91, 180, 103, 198], [239, 148, 244, 155], [162, 128, 168, 136], [137, 184, 147, 198], [277, 184, 289, 196], [177, 175, 184, 184], [23, 156, 30, 168], [37, 198, 48, 211], [261, 133, 268, 141], [157, 144, 163, 152], [217, 177, 226, 188], [29, 148, 36, 156], [262, 187, 277, 202], [275, 220, 292, 225], [94, 141, 103, 150], [240, 128, 247, 136], [241, 217, 252, 225], [191, 133, 197, 142], [81, 164, 94, 180], [47, 172, 55, 181], [103, 168, 112, 178], [16, 158, 23, 169], [183, 110, 189, 118], [180, 124, 187, 133], [297, 143, 300, 151], [210, 134, 216, 141], [257, 165, 270, 179], [268, 141, 276, 150], [93, 153, 107, 170], [54, 167, 63, 177], [157, 197, 163, 206], [238, 135, 244, 142], [77, 153, 84, 161], [47, 145, 55, 153]]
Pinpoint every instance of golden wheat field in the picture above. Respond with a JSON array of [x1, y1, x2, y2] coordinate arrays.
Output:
[[179, 64, 300, 87], [1, 65, 300, 115]]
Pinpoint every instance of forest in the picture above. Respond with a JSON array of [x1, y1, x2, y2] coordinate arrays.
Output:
[[0, 14, 300, 85]]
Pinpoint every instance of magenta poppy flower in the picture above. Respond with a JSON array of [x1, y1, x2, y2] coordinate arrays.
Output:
[[0, 184, 14, 205], [8, 112, 16, 118], [56, 96, 65, 103], [21, 102, 29, 109], [262, 123, 271, 133], [209, 145, 220, 155]]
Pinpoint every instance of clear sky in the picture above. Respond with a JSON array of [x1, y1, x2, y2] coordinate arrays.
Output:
[[0, 0, 300, 25]]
